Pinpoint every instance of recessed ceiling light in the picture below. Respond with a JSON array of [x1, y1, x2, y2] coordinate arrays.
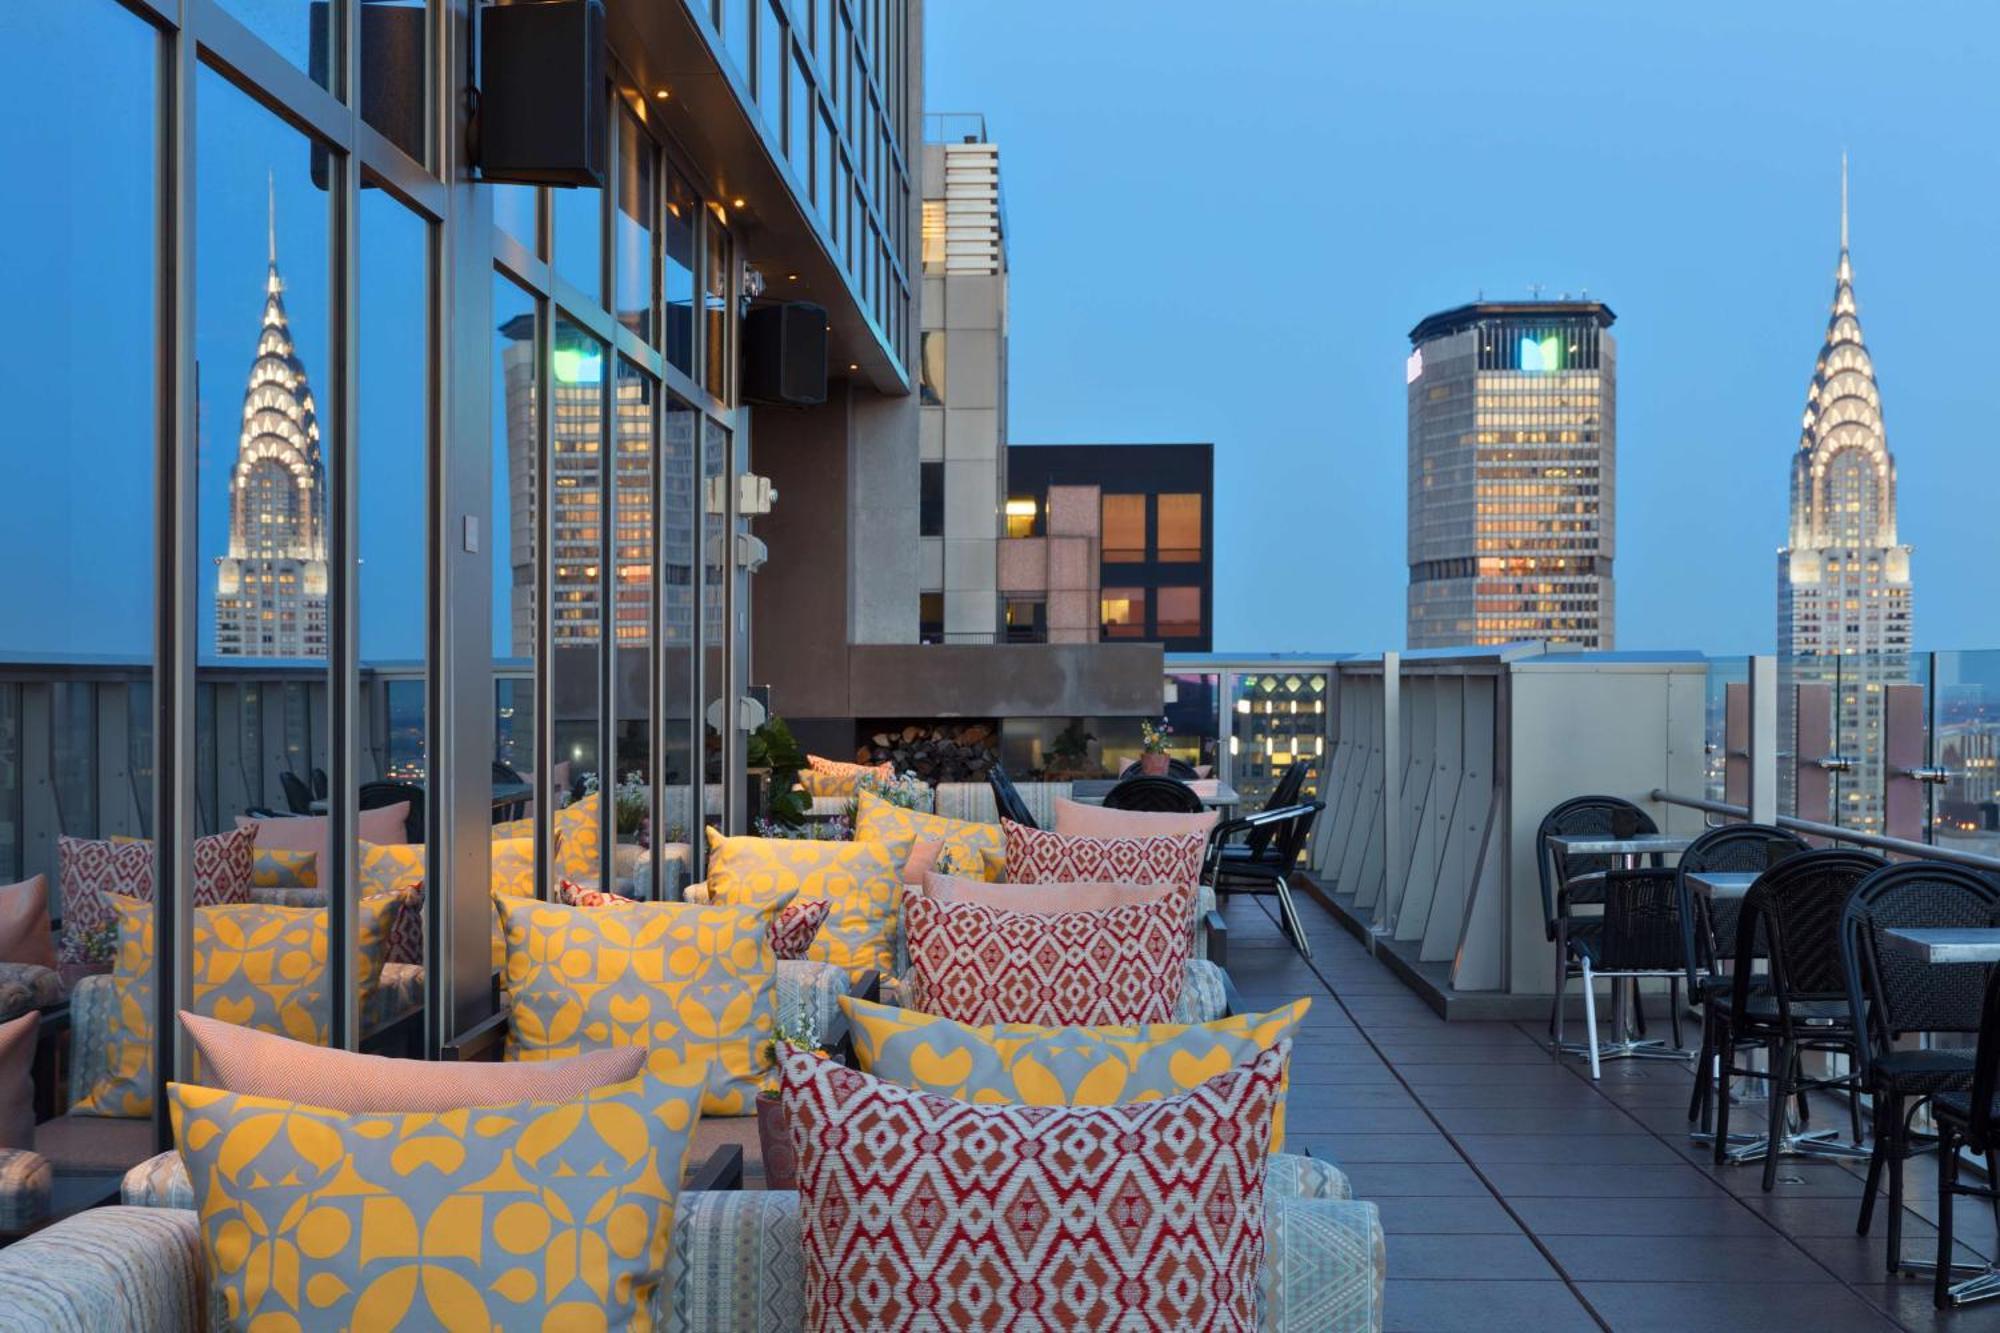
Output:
[[654, 89, 670, 100], [848, 363, 859, 371], [731, 197, 746, 208], [787, 273, 799, 281]]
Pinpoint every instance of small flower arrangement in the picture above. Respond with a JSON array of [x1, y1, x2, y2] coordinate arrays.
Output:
[[759, 1011, 827, 1096], [1140, 719, 1173, 755], [611, 772, 649, 839], [851, 769, 933, 817], [755, 814, 851, 841]]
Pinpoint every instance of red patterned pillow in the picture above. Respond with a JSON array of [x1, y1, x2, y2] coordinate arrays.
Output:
[[58, 828, 255, 965], [1001, 819, 1206, 919], [781, 1039, 1284, 1333], [904, 893, 1189, 1026], [555, 880, 829, 961]]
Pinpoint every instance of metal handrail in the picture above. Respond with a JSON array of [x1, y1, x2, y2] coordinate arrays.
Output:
[[1651, 788, 2000, 875]]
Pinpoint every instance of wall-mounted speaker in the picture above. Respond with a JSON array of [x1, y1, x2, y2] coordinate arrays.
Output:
[[743, 303, 830, 408], [308, 2, 427, 187], [478, 0, 606, 188]]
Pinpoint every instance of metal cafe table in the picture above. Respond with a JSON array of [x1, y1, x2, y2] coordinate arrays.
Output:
[[1879, 926, 2000, 1307], [1545, 831, 1697, 1066]]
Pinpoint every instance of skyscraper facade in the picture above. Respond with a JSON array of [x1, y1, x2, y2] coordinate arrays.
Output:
[[215, 194, 328, 658], [1406, 300, 1617, 650], [1777, 164, 1914, 833]]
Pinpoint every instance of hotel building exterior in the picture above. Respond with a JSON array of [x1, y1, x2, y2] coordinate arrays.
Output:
[[1406, 300, 1617, 650]]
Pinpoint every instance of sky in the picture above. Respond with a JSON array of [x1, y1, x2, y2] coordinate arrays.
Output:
[[923, 0, 2000, 654]]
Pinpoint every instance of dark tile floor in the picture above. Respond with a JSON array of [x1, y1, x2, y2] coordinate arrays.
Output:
[[1222, 890, 2000, 1332]]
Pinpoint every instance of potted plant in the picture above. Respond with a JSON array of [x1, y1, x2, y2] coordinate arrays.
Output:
[[756, 1013, 825, 1190], [1139, 718, 1174, 776]]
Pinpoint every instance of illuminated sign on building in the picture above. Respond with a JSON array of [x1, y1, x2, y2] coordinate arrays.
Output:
[[1518, 333, 1561, 372], [1405, 348, 1424, 383]]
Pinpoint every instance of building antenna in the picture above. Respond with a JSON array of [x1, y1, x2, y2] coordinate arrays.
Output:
[[1840, 149, 1849, 251], [267, 169, 277, 266]]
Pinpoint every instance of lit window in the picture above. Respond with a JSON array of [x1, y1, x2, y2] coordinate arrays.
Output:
[[1101, 495, 1145, 563], [1101, 587, 1145, 639], [1157, 493, 1202, 562]]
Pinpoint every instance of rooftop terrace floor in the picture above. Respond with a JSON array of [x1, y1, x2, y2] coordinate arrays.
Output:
[[1228, 885, 1994, 1333]]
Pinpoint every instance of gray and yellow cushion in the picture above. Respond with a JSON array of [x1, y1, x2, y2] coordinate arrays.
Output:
[[0, 1147, 52, 1229], [0, 962, 63, 1022]]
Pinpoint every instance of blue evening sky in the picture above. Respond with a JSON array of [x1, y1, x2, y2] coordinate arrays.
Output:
[[925, 0, 2000, 653]]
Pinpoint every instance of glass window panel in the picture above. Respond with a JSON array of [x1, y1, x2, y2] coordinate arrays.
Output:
[[358, 0, 429, 164], [788, 52, 810, 181], [553, 100, 605, 304], [493, 184, 539, 257], [1164, 673, 1221, 773], [700, 419, 730, 834], [705, 214, 732, 401], [220, 0, 333, 91], [919, 593, 943, 646], [814, 107, 834, 223], [1101, 588, 1146, 640], [1156, 586, 1202, 641], [1157, 493, 1202, 562], [614, 109, 654, 342], [491, 275, 538, 858], [550, 317, 605, 882], [758, 2, 785, 137], [1004, 599, 1045, 644], [662, 170, 697, 375], [1101, 495, 1146, 563], [0, 0, 158, 893], [611, 359, 652, 890], [918, 461, 943, 537], [660, 395, 698, 850], [357, 184, 427, 1036], [919, 331, 944, 406], [722, 0, 752, 76], [1230, 673, 1328, 808]]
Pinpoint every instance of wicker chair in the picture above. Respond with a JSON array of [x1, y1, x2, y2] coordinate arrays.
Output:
[[1931, 963, 2000, 1308], [1211, 802, 1322, 960], [1103, 776, 1205, 814], [1218, 759, 1311, 867], [1841, 862, 2000, 1276], [1537, 796, 1658, 1047], [359, 780, 426, 844], [986, 763, 1037, 829], [279, 770, 314, 815], [1564, 866, 1691, 1079], [1679, 824, 1810, 1130], [1712, 848, 1882, 1190]]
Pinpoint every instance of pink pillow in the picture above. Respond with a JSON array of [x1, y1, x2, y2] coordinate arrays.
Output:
[[921, 870, 1172, 913], [900, 839, 944, 886], [179, 1010, 646, 1112], [0, 1012, 35, 1150], [0, 875, 56, 970], [1001, 820, 1207, 925], [1051, 797, 1218, 840], [236, 803, 410, 882]]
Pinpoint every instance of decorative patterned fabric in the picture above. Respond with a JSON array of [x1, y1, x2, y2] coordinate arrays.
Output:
[[75, 892, 402, 1118], [492, 816, 532, 839], [843, 995, 1310, 1149], [0, 961, 63, 1023], [1263, 1197, 1385, 1333], [905, 892, 1189, 1027], [660, 1188, 808, 1333], [235, 806, 409, 888], [1268, 1152, 1352, 1202], [0, 1205, 207, 1332], [252, 847, 318, 888], [0, 1147, 51, 1229], [490, 835, 536, 896], [1052, 797, 1220, 840], [0, 1011, 37, 1149], [497, 892, 783, 1115], [248, 884, 326, 908], [564, 880, 830, 963], [553, 800, 603, 881], [921, 869, 1174, 912], [1002, 820, 1207, 919], [782, 1040, 1283, 1332], [0, 875, 57, 969], [704, 831, 902, 983], [168, 1068, 706, 1331], [122, 1148, 195, 1211], [934, 781, 1074, 829], [800, 755, 895, 801], [58, 829, 258, 966], [66, 973, 114, 1108], [1177, 958, 1230, 1024], [775, 959, 849, 1041], [853, 791, 1004, 885], [359, 841, 428, 965]]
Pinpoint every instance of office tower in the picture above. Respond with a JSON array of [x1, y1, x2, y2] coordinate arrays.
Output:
[[215, 188, 329, 658], [1405, 300, 1617, 650], [1777, 160, 1914, 833], [917, 119, 1007, 643]]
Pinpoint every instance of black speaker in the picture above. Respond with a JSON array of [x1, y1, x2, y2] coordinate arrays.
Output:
[[308, 3, 427, 186], [743, 302, 830, 408], [478, 0, 606, 188]]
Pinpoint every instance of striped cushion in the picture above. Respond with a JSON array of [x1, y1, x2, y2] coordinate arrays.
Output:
[[0, 1206, 206, 1332]]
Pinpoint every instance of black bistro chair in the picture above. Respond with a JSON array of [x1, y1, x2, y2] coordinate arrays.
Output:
[[1564, 866, 1690, 1079], [359, 780, 426, 844], [986, 763, 1037, 829], [1211, 801, 1322, 960], [1679, 824, 1810, 1130], [1103, 776, 1205, 815], [279, 770, 315, 815], [1842, 861, 2000, 1277], [1537, 795, 1658, 1045], [1932, 963, 2000, 1309], [1711, 848, 1883, 1190], [310, 767, 329, 800], [1217, 760, 1312, 868]]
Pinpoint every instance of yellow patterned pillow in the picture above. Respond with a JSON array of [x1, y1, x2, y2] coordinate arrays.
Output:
[[252, 847, 318, 888], [492, 815, 532, 840], [844, 995, 1311, 1149], [358, 841, 425, 897], [78, 892, 402, 1118], [168, 1067, 706, 1330], [496, 892, 784, 1115], [552, 801, 601, 881], [854, 790, 1004, 876], [703, 829, 901, 982], [490, 836, 535, 897], [798, 755, 894, 800]]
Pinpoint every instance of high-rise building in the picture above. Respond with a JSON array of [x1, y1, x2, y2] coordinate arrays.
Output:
[[917, 117, 1008, 643], [215, 187, 328, 658], [1778, 160, 1914, 833], [1405, 300, 1617, 650]]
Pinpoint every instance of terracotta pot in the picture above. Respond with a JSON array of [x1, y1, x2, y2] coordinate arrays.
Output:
[[756, 1094, 798, 1191], [1139, 752, 1171, 777]]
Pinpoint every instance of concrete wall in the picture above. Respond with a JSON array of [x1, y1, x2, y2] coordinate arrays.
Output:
[[847, 643, 1162, 718]]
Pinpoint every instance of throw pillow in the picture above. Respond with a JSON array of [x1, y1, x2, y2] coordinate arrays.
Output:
[[853, 791, 1004, 885], [703, 830, 901, 982], [234, 804, 410, 884], [552, 801, 601, 881], [252, 847, 318, 888], [0, 875, 56, 970], [180, 1010, 646, 1111], [920, 868, 1174, 912], [1002, 819, 1207, 921], [781, 1040, 1284, 1332], [360, 842, 427, 966], [904, 893, 1189, 1027], [57, 828, 257, 966], [843, 995, 1311, 1150], [496, 891, 786, 1115], [1052, 796, 1220, 840], [0, 1012, 36, 1150], [798, 755, 893, 801], [568, 880, 832, 962], [168, 1066, 706, 1330], [75, 891, 403, 1118]]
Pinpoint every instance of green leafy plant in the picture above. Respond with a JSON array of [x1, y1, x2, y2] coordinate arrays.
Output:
[[749, 715, 809, 826]]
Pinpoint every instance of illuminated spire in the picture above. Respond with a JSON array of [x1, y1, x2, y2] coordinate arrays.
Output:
[[1840, 150, 1849, 252]]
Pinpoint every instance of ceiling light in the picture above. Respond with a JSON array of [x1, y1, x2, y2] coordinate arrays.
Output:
[[731, 197, 746, 208], [787, 273, 799, 281], [848, 363, 858, 371], [654, 89, 670, 100]]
